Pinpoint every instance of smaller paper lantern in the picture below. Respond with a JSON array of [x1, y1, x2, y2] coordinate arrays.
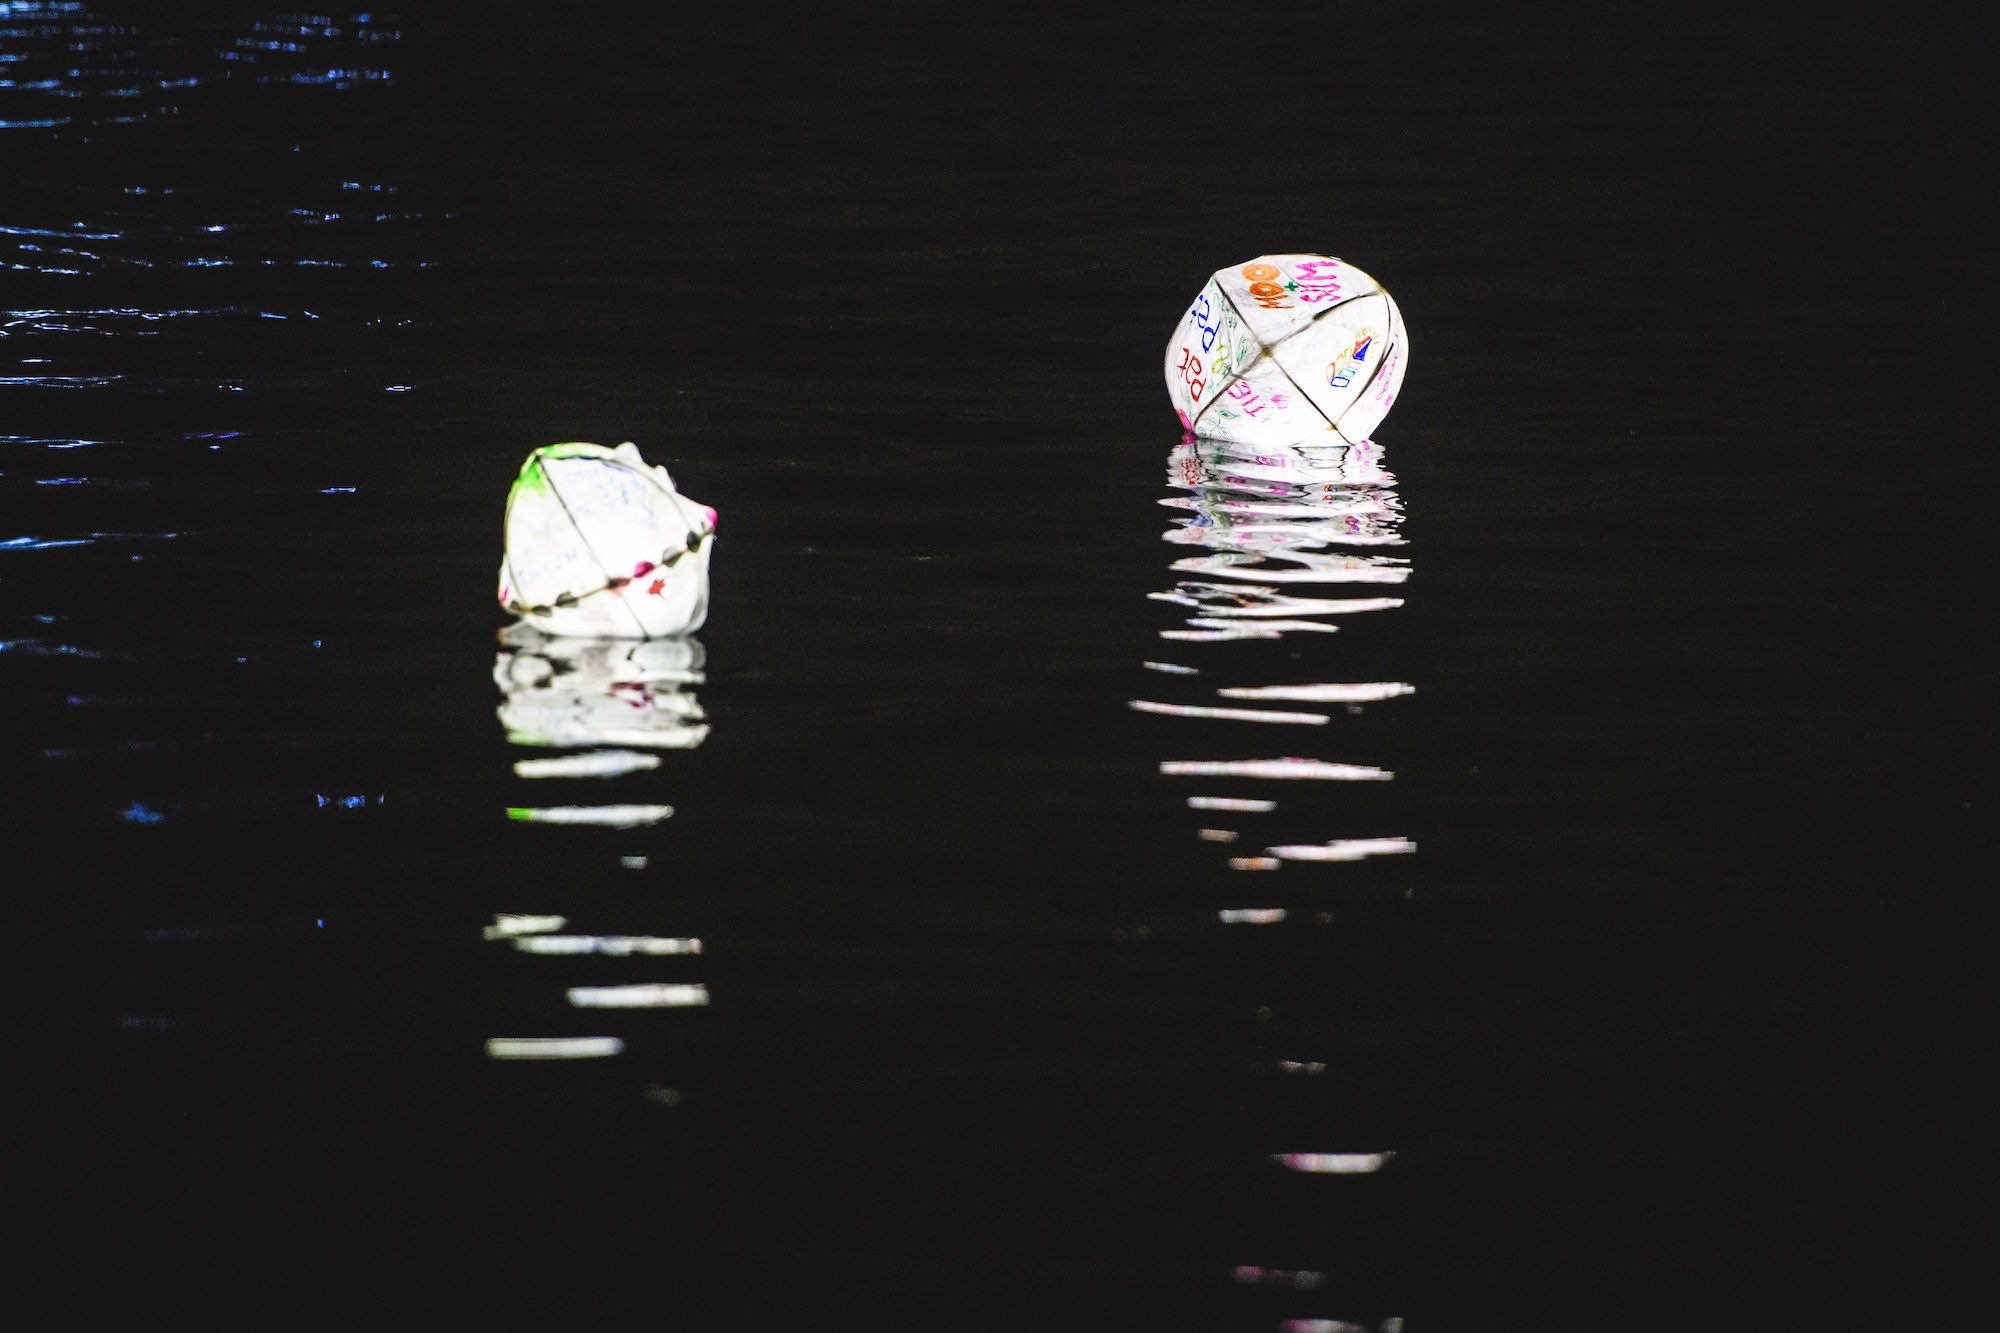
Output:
[[1165, 254, 1408, 447], [498, 441, 714, 638]]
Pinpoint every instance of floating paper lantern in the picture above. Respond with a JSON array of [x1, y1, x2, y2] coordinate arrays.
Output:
[[498, 441, 714, 638], [1165, 254, 1408, 446]]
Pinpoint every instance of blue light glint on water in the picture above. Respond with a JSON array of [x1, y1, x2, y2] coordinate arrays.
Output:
[[121, 802, 163, 825], [1, 638, 101, 657], [0, 225, 121, 240]]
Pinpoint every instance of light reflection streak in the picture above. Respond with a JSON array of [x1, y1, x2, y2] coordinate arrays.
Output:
[[1162, 625, 1282, 643], [1218, 682, 1412, 703], [1267, 838, 1415, 864], [1146, 413, 1416, 1255], [1161, 759, 1390, 781], [1168, 616, 1344, 640], [504, 803, 673, 828], [1, 637, 104, 657], [1162, 491, 1387, 516], [566, 983, 708, 1009], [1162, 520, 1400, 550], [1188, 796, 1275, 812], [512, 935, 700, 956], [483, 913, 566, 939], [1169, 553, 1407, 583], [485, 1037, 622, 1060], [1152, 587, 1402, 619], [1232, 1266, 1327, 1289], [494, 626, 708, 750], [1130, 700, 1328, 724], [1182, 617, 1343, 635], [512, 750, 661, 779], [0, 226, 123, 240], [0, 530, 182, 549], [491, 588, 712, 1093], [1273, 1152, 1396, 1173]]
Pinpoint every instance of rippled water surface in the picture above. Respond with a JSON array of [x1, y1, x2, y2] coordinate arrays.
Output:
[[8, 6, 1985, 1326]]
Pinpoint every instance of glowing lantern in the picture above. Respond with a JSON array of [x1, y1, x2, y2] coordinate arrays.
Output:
[[498, 442, 714, 637], [1165, 254, 1408, 446]]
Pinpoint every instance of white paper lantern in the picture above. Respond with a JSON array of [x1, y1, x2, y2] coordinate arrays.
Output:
[[1165, 254, 1408, 447], [498, 441, 715, 638]]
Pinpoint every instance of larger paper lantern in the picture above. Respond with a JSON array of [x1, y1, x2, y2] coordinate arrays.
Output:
[[1165, 254, 1408, 446], [498, 442, 715, 638]]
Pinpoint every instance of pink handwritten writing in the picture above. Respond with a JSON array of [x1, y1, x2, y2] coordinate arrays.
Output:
[[1291, 258, 1344, 304], [1223, 377, 1296, 420], [1373, 348, 1401, 406]]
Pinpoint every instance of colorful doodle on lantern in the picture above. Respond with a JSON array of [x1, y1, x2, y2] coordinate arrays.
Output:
[[1208, 336, 1235, 383], [1212, 377, 1294, 422], [1373, 346, 1402, 408], [1186, 290, 1223, 352], [1240, 262, 1292, 310], [1326, 326, 1379, 390], [1174, 346, 1207, 401], [1289, 257, 1345, 304], [1239, 258, 1345, 310]]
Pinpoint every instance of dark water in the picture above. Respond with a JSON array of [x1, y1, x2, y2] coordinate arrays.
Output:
[[8, 6, 1987, 1325]]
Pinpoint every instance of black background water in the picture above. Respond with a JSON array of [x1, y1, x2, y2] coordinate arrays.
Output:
[[7, 6, 1988, 1326]]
